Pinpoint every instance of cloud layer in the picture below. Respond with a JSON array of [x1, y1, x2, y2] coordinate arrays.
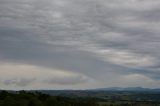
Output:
[[0, 0, 160, 89], [0, 63, 91, 90]]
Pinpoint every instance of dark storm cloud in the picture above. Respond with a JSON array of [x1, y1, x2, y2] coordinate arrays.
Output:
[[0, 0, 160, 88]]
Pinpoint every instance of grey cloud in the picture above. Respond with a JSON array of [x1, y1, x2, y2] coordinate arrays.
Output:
[[45, 75, 89, 85], [3, 78, 36, 87], [0, 0, 160, 88]]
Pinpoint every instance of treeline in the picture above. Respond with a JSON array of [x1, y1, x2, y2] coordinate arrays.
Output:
[[0, 91, 98, 106]]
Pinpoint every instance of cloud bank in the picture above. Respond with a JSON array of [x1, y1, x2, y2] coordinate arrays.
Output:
[[0, 0, 160, 89]]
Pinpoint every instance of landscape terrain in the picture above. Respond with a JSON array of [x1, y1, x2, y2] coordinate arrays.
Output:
[[1, 87, 160, 106]]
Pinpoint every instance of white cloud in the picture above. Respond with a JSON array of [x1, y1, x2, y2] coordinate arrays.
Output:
[[98, 49, 154, 67], [118, 74, 159, 87], [0, 63, 91, 90], [81, 45, 156, 68]]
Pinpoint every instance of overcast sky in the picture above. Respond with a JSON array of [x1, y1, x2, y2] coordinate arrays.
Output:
[[0, 0, 160, 90]]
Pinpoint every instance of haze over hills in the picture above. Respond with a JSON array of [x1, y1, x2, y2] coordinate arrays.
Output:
[[1, 87, 160, 92], [27, 87, 160, 97], [91, 87, 160, 91]]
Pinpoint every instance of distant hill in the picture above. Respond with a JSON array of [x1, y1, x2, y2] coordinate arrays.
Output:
[[1, 87, 160, 97], [1, 87, 160, 92], [91, 87, 160, 92], [25, 87, 160, 99]]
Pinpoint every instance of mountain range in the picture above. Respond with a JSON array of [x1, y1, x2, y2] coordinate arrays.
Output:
[[91, 87, 160, 91]]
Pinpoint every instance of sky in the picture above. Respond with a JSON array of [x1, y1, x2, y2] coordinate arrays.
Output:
[[0, 0, 160, 90]]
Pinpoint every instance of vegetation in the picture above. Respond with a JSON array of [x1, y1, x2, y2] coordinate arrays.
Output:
[[0, 90, 160, 106], [0, 91, 98, 106]]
